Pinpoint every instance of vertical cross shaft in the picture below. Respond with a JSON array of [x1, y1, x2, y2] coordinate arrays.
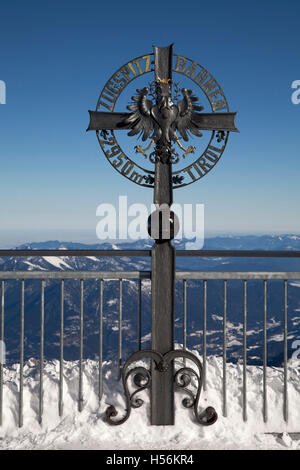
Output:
[[151, 44, 175, 425]]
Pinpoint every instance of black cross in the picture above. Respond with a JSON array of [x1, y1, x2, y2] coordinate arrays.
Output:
[[87, 45, 237, 427]]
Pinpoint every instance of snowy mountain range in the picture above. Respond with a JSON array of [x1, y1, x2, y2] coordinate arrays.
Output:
[[1, 234, 300, 367]]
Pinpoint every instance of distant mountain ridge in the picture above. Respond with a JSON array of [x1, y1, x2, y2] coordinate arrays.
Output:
[[14, 233, 300, 251]]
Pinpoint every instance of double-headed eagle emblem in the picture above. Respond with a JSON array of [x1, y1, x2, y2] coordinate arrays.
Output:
[[122, 86, 204, 159]]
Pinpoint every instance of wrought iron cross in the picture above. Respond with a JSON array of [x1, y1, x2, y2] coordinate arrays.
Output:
[[87, 44, 238, 427]]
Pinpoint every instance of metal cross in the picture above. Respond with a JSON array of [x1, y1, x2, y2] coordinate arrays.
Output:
[[87, 44, 238, 426]]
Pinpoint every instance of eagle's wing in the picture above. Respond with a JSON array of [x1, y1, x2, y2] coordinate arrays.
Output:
[[173, 89, 204, 142], [122, 88, 154, 142]]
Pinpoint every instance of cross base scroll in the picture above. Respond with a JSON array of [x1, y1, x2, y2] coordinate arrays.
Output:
[[105, 349, 218, 427]]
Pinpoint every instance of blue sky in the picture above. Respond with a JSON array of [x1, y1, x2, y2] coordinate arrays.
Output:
[[0, 0, 300, 247]]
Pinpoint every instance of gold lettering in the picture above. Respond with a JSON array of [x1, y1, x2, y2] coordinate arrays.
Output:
[[197, 157, 213, 173], [98, 100, 114, 111], [142, 55, 151, 73], [185, 61, 197, 79], [120, 65, 131, 82], [201, 78, 218, 94], [105, 79, 121, 96], [121, 161, 134, 175], [112, 153, 126, 168], [212, 100, 227, 111], [184, 166, 197, 181], [101, 93, 116, 104], [192, 162, 204, 177], [112, 72, 127, 91], [207, 144, 223, 154], [204, 152, 218, 163], [194, 69, 210, 86], [175, 55, 187, 73], [132, 59, 143, 75], [127, 62, 137, 77], [209, 89, 224, 100], [203, 145, 224, 163], [99, 138, 115, 146], [130, 171, 144, 184], [106, 145, 122, 159]]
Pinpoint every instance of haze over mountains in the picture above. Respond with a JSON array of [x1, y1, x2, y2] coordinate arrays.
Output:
[[0, 234, 300, 367]]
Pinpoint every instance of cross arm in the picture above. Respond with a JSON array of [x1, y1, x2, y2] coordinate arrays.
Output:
[[87, 110, 131, 131], [87, 110, 239, 133], [192, 112, 239, 132]]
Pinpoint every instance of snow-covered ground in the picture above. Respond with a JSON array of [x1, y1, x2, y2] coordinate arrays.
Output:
[[0, 351, 300, 450]]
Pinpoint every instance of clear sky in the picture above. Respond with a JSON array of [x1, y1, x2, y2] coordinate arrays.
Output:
[[0, 0, 300, 247]]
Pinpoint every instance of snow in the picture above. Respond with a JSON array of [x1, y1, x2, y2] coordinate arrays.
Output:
[[227, 339, 242, 347], [141, 333, 151, 343], [43, 257, 72, 270], [290, 282, 300, 288], [23, 261, 46, 271], [0, 352, 300, 450]]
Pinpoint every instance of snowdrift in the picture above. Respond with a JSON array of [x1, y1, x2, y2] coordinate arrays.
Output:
[[0, 351, 300, 450]]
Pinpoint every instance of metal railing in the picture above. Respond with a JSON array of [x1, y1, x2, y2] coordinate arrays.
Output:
[[177, 272, 298, 424], [0, 270, 149, 427], [0, 249, 299, 428]]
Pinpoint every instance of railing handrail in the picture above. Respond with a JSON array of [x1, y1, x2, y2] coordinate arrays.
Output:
[[177, 250, 300, 258], [0, 250, 151, 257], [1, 249, 300, 258], [0, 271, 300, 280], [176, 272, 300, 280], [0, 271, 151, 280]]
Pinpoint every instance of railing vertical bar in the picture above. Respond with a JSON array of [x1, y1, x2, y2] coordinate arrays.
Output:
[[78, 279, 84, 412], [203, 280, 207, 391], [19, 279, 24, 428], [263, 280, 268, 423], [223, 280, 227, 417], [243, 280, 247, 422], [183, 280, 187, 365], [99, 279, 103, 403], [0, 281, 4, 426], [137, 279, 142, 351], [39, 280, 45, 425], [59, 279, 64, 417], [283, 280, 288, 423], [118, 279, 123, 380]]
